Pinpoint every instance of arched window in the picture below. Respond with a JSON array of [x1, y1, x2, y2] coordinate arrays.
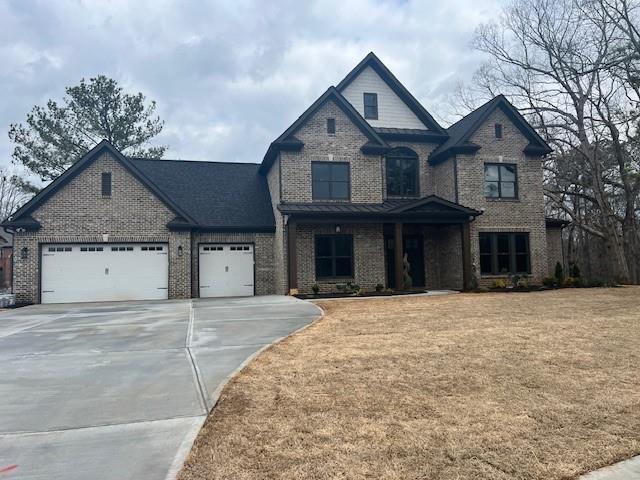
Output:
[[385, 147, 419, 197]]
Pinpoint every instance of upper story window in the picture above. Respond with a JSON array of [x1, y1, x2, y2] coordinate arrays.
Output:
[[363, 92, 378, 120], [386, 147, 419, 197], [327, 118, 336, 134], [495, 123, 503, 139], [484, 163, 517, 199], [312, 162, 350, 200], [101, 172, 112, 197], [479, 232, 530, 275]]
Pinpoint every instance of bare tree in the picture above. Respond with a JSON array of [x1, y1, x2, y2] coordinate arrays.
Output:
[[0, 171, 35, 222]]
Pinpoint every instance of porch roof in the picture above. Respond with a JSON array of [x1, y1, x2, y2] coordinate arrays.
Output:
[[278, 195, 481, 223]]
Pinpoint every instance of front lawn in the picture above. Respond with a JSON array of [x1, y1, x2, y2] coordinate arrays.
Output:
[[179, 288, 640, 480]]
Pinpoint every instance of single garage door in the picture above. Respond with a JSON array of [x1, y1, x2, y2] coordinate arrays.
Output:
[[199, 244, 254, 298], [41, 243, 169, 304]]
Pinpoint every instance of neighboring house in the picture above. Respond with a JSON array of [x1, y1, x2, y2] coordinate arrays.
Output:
[[0, 228, 13, 291], [2, 52, 565, 304]]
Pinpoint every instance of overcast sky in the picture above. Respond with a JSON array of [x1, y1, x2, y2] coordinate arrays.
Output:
[[0, 0, 503, 171]]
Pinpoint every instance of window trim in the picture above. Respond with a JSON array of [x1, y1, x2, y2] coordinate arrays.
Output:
[[101, 172, 112, 197], [479, 232, 531, 276], [484, 163, 518, 199], [363, 92, 378, 120], [327, 118, 336, 135], [314, 234, 354, 280], [311, 161, 351, 201], [385, 148, 420, 198]]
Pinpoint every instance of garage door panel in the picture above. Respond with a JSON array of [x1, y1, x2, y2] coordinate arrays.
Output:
[[41, 244, 168, 304], [199, 244, 254, 298]]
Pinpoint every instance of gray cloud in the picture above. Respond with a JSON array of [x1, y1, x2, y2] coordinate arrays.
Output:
[[0, 0, 501, 169]]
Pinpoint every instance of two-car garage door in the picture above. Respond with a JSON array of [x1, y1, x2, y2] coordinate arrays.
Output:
[[41, 244, 168, 304], [40, 242, 256, 304]]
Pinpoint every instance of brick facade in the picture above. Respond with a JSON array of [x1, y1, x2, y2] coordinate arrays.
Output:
[[546, 226, 564, 274], [280, 100, 383, 204], [12, 152, 275, 304], [296, 223, 385, 293], [455, 108, 548, 287], [279, 104, 549, 294]]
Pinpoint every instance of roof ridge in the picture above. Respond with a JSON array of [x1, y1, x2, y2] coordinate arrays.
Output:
[[129, 157, 260, 166]]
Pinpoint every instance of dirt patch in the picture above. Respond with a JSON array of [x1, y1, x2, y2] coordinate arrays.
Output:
[[179, 287, 640, 480]]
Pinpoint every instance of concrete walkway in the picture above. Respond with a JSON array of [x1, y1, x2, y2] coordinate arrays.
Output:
[[0, 296, 320, 480], [582, 456, 640, 479]]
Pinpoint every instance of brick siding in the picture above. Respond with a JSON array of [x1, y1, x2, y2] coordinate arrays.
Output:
[[546, 226, 564, 274], [456, 108, 548, 287]]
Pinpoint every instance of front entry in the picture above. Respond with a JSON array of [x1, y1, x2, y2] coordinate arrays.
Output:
[[384, 234, 425, 289]]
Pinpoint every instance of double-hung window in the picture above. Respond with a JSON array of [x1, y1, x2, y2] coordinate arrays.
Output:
[[312, 162, 350, 200], [363, 93, 378, 120], [479, 232, 530, 275], [315, 235, 353, 279], [484, 163, 517, 199]]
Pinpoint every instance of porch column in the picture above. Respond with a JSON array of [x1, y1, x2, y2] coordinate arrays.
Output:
[[394, 222, 404, 290], [287, 220, 298, 293], [461, 221, 472, 290]]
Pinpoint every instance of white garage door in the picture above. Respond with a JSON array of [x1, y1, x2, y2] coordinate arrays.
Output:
[[199, 244, 254, 298], [41, 243, 169, 304]]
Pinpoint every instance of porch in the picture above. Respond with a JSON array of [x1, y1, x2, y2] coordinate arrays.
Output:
[[279, 196, 481, 295]]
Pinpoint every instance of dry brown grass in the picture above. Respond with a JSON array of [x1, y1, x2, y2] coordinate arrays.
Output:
[[179, 288, 640, 480]]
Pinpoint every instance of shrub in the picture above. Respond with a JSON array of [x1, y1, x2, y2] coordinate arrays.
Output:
[[570, 263, 581, 278], [311, 283, 320, 295], [564, 276, 582, 287], [384, 288, 394, 294], [555, 262, 565, 285], [491, 278, 507, 289], [516, 277, 529, 289], [542, 276, 557, 288], [510, 274, 521, 288], [375, 283, 384, 293]]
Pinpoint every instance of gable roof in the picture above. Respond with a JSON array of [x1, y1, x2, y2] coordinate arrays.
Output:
[[2, 140, 275, 232], [429, 95, 553, 164], [2, 140, 197, 230], [336, 52, 448, 136], [260, 86, 389, 174], [131, 158, 275, 231]]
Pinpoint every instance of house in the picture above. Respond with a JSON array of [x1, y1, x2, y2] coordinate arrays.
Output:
[[0, 228, 13, 291], [2, 52, 564, 304]]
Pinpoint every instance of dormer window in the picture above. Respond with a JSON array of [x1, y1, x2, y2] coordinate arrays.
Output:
[[385, 147, 419, 197], [363, 93, 378, 120], [495, 123, 503, 139], [327, 118, 336, 134]]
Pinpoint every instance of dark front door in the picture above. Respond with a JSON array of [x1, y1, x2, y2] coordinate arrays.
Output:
[[385, 234, 425, 289]]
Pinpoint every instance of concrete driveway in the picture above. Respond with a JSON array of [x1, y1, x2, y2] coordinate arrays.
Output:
[[0, 296, 320, 480]]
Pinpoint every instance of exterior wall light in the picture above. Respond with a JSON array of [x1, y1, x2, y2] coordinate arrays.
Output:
[[335, 225, 341, 233], [20, 247, 28, 259], [178, 245, 183, 257]]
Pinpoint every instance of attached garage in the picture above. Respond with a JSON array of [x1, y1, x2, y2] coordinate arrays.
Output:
[[40, 244, 169, 304], [199, 244, 254, 298]]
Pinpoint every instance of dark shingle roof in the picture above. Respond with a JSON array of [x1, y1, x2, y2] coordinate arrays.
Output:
[[130, 158, 275, 230], [429, 95, 552, 164]]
